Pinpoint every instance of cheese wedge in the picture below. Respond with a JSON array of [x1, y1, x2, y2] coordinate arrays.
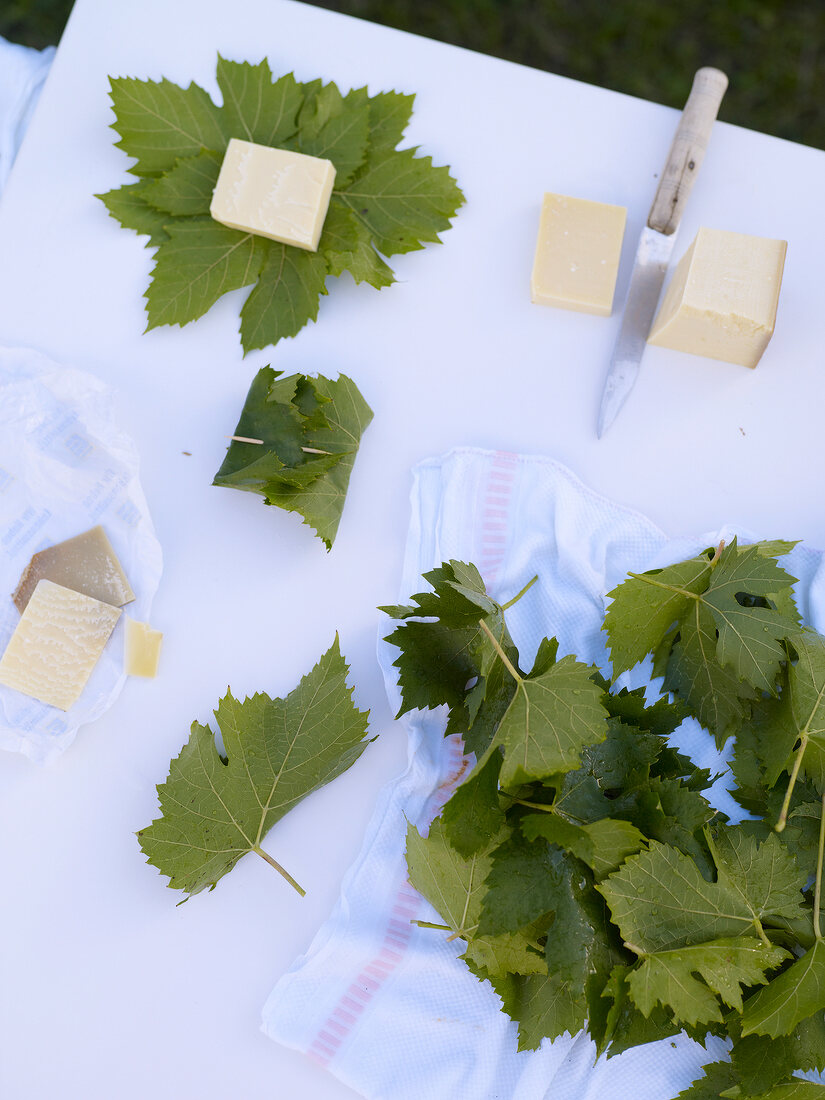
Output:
[[531, 193, 627, 316], [0, 579, 121, 710], [124, 619, 162, 678], [210, 138, 336, 251], [648, 227, 788, 368], [13, 525, 134, 613]]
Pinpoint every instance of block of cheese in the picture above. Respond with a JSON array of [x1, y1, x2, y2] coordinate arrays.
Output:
[[0, 580, 121, 710], [12, 525, 134, 614], [531, 193, 627, 316], [648, 227, 788, 368], [210, 138, 336, 251], [124, 618, 163, 678]]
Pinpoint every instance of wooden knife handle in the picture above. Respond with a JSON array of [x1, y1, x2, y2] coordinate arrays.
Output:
[[647, 67, 729, 235]]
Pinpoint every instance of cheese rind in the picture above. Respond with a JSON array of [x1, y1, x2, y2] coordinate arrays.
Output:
[[648, 227, 788, 368], [210, 138, 336, 251], [530, 193, 627, 316], [0, 580, 121, 710], [124, 619, 163, 678], [12, 525, 135, 614]]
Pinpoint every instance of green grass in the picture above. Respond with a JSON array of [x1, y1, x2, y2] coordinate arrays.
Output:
[[4, 0, 823, 148]]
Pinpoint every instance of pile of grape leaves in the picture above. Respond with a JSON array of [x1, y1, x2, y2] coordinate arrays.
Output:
[[382, 546, 825, 1099], [213, 366, 372, 549], [98, 56, 465, 352]]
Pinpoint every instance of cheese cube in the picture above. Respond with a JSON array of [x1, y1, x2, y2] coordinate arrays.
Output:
[[0, 580, 121, 710], [531, 193, 627, 316], [210, 138, 336, 251], [124, 618, 162, 678], [648, 227, 787, 368], [12, 525, 134, 614]]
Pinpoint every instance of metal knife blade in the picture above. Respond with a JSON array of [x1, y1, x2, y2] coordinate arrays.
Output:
[[597, 226, 676, 437], [597, 67, 728, 437]]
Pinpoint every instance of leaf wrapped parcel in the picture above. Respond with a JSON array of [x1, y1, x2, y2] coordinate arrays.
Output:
[[138, 636, 372, 898], [98, 56, 465, 351], [213, 365, 372, 549]]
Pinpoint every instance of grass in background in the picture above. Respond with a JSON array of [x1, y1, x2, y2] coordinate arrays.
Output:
[[4, 0, 823, 149]]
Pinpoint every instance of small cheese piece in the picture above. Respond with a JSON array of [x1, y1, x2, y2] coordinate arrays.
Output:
[[0, 580, 121, 710], [648, 227, 788, 368], [210, 138, 336, 251], [531, 193, 627, 316], [124, 619, 162, 678], [13, 525, 134, 614]]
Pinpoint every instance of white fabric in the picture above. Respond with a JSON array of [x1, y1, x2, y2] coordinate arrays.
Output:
[[0, 36, 54, 194], [262, 447, 825, 1099]]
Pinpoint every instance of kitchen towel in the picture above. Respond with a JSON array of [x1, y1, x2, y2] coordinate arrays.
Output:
[[262, 446, 825, 1100]]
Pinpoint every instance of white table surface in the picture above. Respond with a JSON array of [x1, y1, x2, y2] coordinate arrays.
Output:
[[1, 1, 824, 1097]]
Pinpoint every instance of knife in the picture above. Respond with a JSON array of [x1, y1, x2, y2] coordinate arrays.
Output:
[[597, 67, 729, 437]]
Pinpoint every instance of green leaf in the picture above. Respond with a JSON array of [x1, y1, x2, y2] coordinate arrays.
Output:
[[598, 840, 758, 952], [492, 654, 608, 787], [320, 199, 395, 288], [145, 220, 268, 329], [297, 84, 371, 188], [742, 938, 825, 1039], [104, 60, 463, 350], [406, 819, 546, 977], [137, 637, 371, 897], [497, 971, 586, 1051], [789, 630, 825, 790], [711, 828, 806, 925], [663, 600, 756, 747], [213, 367, 372, 549], [521, 813, 647, 878], [604, 552, 713, 676], [441, 750, 505, 857], [141, 150, 223, 216], [743, 1082, 825, 1099], [339, 146, 464, 256], [108, 76, 228, 177], [703, 541, 799, 694], [478, 834, 578, 935], [239, 241, 330, 352], [216, 58, 302, 147], [676, 1063, 741, 1100], [97, 181, 171, 246], [365, 90, 415, 152], [731, 1016, 825, 1096], [626, 937, 789, 1027]]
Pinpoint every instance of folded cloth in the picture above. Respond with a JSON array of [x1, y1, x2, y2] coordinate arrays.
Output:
[[0, 36, 55, 195], [262, 447, 825, 1100]]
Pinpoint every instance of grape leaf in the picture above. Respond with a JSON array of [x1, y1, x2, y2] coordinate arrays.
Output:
[[145, 220, 269, 329], [406, 819, 545, 977], [441, 750, 505, 857], [702, 541, 799, 694], [521, 813, 647, 879], [739, 1082, 825, 1099], [597, 840, 759, 952], [711, 828, 807, 925], [742, 939, 825, 1039], [212, 366, 372, 549], [478, 833, 580, 936], [626, 937, 789, 1027], [498, 971, 586, 1050], [604, 552, 713, 675], [100, 57, 464, 351], [677, 1063, 741, 1100], [137, 637, 371, 897], [488, 649, 608, 787], [788, 630, 825, 790], [731, 1016, 825, 1096]]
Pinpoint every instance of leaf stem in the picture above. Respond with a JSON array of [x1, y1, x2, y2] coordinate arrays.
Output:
[[753, 918, 772, 948], [815, 792, 825, 942], [478, 619, 522, 684], [502, 574, 539, 611], [411, 920, 452, 932], [709, 539, 726, 565], [253, 845, 306, 896], [776, 730, 810, 833]]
